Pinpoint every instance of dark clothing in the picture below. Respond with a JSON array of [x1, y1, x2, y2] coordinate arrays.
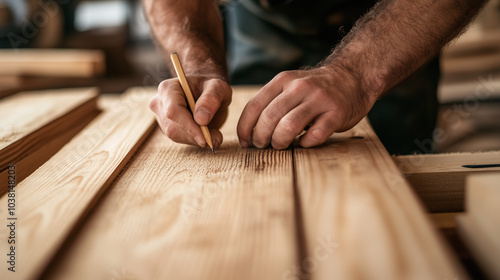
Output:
[[224, 0, 439, 155]]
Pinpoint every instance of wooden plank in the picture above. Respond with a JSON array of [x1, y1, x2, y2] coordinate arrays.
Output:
[[42, 86, 298, 280], [466, 173, 500, 237], [430, 212, 460, 230], [0, 87, 156, 280], [0, 88, 99, 195], [456, 215, 500, 280], [0, 110, 98, 191], [294, 119, 465, 280], [393, 151, 500, 212], [0, 49, 105, 77], [458, 172, 500, 280]]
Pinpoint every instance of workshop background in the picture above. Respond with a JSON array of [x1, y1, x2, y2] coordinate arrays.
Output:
[[0, 0, 499, 154]]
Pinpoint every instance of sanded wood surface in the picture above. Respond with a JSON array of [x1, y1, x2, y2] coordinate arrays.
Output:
[[0, 111, 98, 191], [0, 88, 156, 280], [294, 119, 465, 279], [393, 151, 500, 212], [458, 173, 500, 279], [0, 49, 105, 77], [43, 87, 298, 280], [0, 88, 98, 195]]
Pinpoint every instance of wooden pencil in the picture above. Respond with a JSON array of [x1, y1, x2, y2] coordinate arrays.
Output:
[[170, 52, 215, 153]]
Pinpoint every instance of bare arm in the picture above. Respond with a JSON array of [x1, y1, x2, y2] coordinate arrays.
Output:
[[237, 0, 486, 149], [144, 0, 232, 149]]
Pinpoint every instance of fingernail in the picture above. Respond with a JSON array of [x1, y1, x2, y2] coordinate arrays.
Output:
[[196, 108, 210, 124], [240, 140, 249, 148]]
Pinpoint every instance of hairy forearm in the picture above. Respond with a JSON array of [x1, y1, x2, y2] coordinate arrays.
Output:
[[323, 0, 486, 99], [142, 0, 228, 80]]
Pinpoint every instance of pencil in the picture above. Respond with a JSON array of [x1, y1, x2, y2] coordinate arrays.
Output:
[[170, 52, 215, 153]]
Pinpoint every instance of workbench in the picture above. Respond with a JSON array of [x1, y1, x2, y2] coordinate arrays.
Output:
[[1, 86, 497, 280]]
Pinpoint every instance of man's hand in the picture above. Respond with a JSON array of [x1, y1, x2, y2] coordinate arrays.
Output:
[[237, 67, 377, 149], [149, 76, 232, 149]]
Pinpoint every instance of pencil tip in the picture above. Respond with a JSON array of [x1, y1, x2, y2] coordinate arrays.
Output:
[[211, 147, 215, 154]]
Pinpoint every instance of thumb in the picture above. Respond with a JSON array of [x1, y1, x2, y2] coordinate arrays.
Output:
[[193, 80, 225, 126]]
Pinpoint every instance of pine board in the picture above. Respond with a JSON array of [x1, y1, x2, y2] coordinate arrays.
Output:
[[0, 88, 99, 195], [393, 151, 500, 212], [0, 110, 98, 193], [294, 119, 464, 280], [0, 49, 105, 77], [458, 172, 500, 279], [0, 87, 156, 280], [43, 86, 298, 280]]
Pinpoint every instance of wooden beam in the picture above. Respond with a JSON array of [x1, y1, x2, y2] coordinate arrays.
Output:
[[0, 49, 105, 77], [293, 119, 465, 279], [0, 88, 99, 195], [42, 86, 298, 280], [457, 173, 500, 280], [393, 151, 500, 212], [0, 88, 156, 280]]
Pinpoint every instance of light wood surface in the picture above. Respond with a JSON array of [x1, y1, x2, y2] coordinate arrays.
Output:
[[393, 151, 500, 212], [458, 172, 500, 279], [0, 110, 98, 192], [0, 88, 156, 280], [0, 49, 105, 77], [0, 88, 98, 195], [43, 86, 297, 280], [294, 119, 464, 279], [0, 86, 468, 280]]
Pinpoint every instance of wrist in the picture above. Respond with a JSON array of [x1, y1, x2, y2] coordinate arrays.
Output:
[[325, 42, 388, 102]]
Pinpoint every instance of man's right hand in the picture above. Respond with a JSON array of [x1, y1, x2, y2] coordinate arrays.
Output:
[[149, 76, 232, 149]]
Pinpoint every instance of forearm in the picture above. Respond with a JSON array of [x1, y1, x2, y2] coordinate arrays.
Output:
[[142, 0, 228, 80], [323, 0, 486, 99]]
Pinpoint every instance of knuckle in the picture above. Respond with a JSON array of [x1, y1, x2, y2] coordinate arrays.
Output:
[[164, 123, 177, 139], [275, 71, 293, 82], [148, 95, 159, 111], [292, 78, 312, 91], [164, 104, 178, 120], [280, 117, 301, 135]]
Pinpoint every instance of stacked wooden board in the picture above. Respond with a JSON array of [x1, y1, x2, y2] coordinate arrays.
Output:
[[0, 88, 99, 194], [393, 151, 500, 212], [0, 87, 156, 280], [0, 49, 105, 99], [0, 86, 471, 279], [457, 173, 500, 280]]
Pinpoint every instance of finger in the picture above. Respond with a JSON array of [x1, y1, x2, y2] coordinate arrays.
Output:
[[237, 72, 292, 147], [193, 79, 231, 126], [298, 111, 339, 148], [271, 103, 321, 150], [156, 117, 200, 146], [209, 128, 223, 150], [251, 90, 303, 148], [157, 80, 206, 147]]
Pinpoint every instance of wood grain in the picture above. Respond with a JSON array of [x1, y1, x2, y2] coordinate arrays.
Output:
[[43, 86, 298, 280], [0, 88, 156, 280], [0, 88, 99, 195], [393, 151, 500, 212], [0, 49, 105, 77], [294, 119, 465, 280], [0, 110, 98, 193]]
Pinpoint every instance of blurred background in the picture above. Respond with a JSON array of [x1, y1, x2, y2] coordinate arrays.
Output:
[[0, 0, 499, 153]]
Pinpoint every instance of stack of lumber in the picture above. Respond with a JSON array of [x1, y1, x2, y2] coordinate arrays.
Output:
[[0, 49, 105, 99], [457, 173, 500, 280], [0, 88, 99, 193], [393, 151, 500, 212], [0, 86, 468, 279], [0, 87, 156, 280]]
